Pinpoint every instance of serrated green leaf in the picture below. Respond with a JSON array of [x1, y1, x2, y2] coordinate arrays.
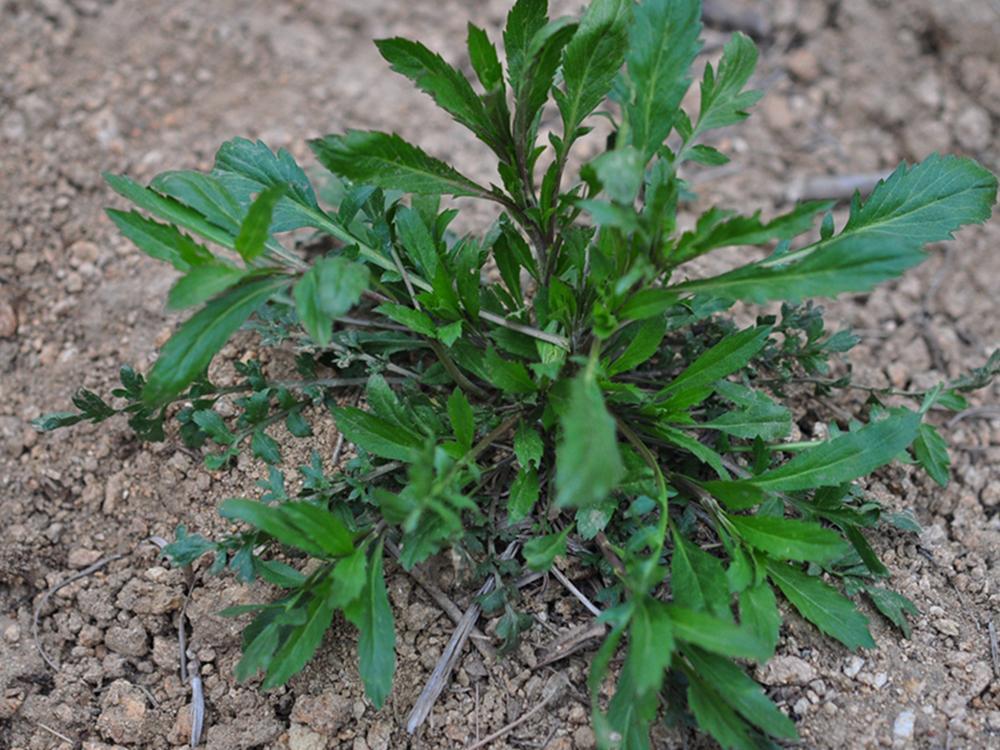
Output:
[[738, 582, 780, 659], [151, 170, 243, 234], [864, 585, 918, 638], [687, 32, 761, 141], [556, 0, 631, 138], [766, 559, 874, 649], [375, 37, 498, 152], [912, 422, 950, 486], [659, 326, 771, 399], [376, 303, 438, 338], [626, 597, 674, 696], [331, 406, 424, 462], [310, 130, 488, 198], [727, 515, 850, 563], [213, 137, 326, 233], [673, 201, 832, 265], [671, 531, 731, 620], [589, 146, 646, 204], [617, 287, 680, 321], [624, 0, 702, 157], [106, 209, 214, 271], [514, 421, 544, 469], [294, 257, 370, 347], [508, 467, 540, 522], [279, 502, 355, 558], [251, 429, 281, 464], [261, 585, 335, 688], [607, 316, 666, 376], [220, 498, 327, 558], [144, 277, 286, 405], [744, 409, 921, 492], [556, 372, 623, 507], [447, 388, 474, 450], [503, 0, 550, 89], [343, 543, 396, 708], [394, 205, 438, 278], [235, 185, 286, 262], [330, 546, 368, 608], [467, 23, 503, 91], [673, 155, 998, 302], [687, 677, 763, 750], [683, 645, 798, 740], [666, 605, 769, 662], [484, 347, 536, 394]]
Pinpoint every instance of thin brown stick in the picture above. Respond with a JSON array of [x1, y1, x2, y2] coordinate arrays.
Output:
[[550, 565, 602, 617], [385, 540, 496, 662], [406, 542, 519, 734], [36, 722, 74, 744], [989, 619, 999, 679], [463, 674, 566, 750], [33, 553, 127, 670]]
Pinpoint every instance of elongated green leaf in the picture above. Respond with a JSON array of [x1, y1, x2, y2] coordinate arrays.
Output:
[[512, 18, 577, 147], [626, 597, 674, 696], [666, 605, 769, 662], [700, 403, 791, 441], [607, 317, 666, 376], [625, 0, 702, 157], [504, 0, 549, 88], [728, 515, 849, 563], [507, 467, 540, 522], [556, 0, 631, 138], [376, 37, 497, 152], [213, 137, 326, 233], [738, 582, 780, 659], [394, 205, 438, 278], [107, 209, 214, 270], [467, 23, 503, 91], [555, 372, 624, 507], [912, 422, 950, 486], [262, 585, 336, 688], [447, 388, 475, 451], [864, 585, 918, 638], [766, 559, 874, 649], [673, 155, 998, 302], [310, 130, 488, 198], [514, 422, 544, 469], [279, 502, 355, 558], [673, 201, 832, 265], [343, 543, 396, 708], [220, 499, 328, 558], [654, 423, 728, 477], [659, 326, 771, 398], [484, 347, 536, 394], [144, 277, 285, 404], [330, 406, 424, 462], [151, 170, 243, 234], [746, 409, 920, 492], [294, 257, 370, 346], [683, 646, 798, 740], [105, 173, 238, 250], [330, 546, 368, 608], [687, 678, 762, 750], [235, 185, 286, 262], [168, 264, 247, 310]]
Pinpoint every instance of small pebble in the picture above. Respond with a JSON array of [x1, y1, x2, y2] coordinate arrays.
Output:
[[844, 655, 865, 678], [893, 709, 915, 739]]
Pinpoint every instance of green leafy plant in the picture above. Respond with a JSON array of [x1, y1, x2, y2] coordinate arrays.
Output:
[[38, 1, 998, 747]]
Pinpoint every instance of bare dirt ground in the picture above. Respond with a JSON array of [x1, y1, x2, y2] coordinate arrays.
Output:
[[1, 1, 998, 748]]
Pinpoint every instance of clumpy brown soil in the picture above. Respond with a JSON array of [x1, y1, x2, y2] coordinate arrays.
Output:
[[1, 1, 998, 748]]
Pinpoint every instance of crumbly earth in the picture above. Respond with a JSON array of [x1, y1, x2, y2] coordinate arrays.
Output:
[[1, 1, 997, 749]]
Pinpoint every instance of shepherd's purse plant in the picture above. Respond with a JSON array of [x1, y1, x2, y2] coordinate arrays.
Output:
[[38, 0, 998, 747]]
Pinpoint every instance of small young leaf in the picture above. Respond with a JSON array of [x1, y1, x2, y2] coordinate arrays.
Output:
[[467, 23, 504, 91], [523, 527, 570, 571], [261, 587, 335, 688], [294, 257, 370, 346], [107, 209, 214, 271], [394, 206, 439, 278], [626, 597, 674, 696], [766, 559, 874, 650], [514, 421, 544, 469], [484, 347, 536, 394], [688, 31, 762, 139], [607, 317, 666, 376], [659, 326, 771, 398], [670, 531, 731, 620], [864, 585, 918, 638], [738, 582, 780, 659], [251, 429, 282, 465], [235, 185, 286, 262], [912, 422, 950, 486]]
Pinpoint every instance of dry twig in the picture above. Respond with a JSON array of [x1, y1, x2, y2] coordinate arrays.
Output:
[[463, 674, 567, 750]]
